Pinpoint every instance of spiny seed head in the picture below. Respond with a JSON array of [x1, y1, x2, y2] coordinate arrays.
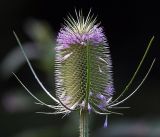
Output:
[[55, 10, 114, 114]]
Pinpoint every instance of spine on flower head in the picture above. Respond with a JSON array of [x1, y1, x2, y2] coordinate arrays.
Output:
[[55, 10, 114, 114]]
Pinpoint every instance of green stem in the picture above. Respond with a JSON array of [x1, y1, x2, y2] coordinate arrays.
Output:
[[80, 109, 89, 137]]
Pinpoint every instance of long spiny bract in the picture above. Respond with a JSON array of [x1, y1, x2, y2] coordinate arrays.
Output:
[[108, 36, 155, 106], [13, 32, 73, 113]]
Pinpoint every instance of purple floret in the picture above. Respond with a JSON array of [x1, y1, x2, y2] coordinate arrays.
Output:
[[104, 84, 114, 95], [56, 25, 107, 49], [98, 103, 107, 110], [104, 116, 108, 128], [97, 94, 106, 101]]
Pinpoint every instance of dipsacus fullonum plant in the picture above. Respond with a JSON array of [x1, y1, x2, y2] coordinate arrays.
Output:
[[13, 10, 155, 137]]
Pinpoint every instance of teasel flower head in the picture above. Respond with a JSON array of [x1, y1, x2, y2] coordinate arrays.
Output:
[[13, 10, 155, 128], [55, 10, 114, 115]]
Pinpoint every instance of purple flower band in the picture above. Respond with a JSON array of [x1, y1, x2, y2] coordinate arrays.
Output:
[[57, 25, 107, 49]]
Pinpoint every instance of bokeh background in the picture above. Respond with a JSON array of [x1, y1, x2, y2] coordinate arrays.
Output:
[[0, 0, 160, 137]]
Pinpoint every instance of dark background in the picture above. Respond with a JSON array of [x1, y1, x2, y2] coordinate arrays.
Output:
[[0, 0, 160, 137]]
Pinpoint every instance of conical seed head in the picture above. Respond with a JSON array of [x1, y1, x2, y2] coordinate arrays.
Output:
[[55, 11, 114, 113]]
